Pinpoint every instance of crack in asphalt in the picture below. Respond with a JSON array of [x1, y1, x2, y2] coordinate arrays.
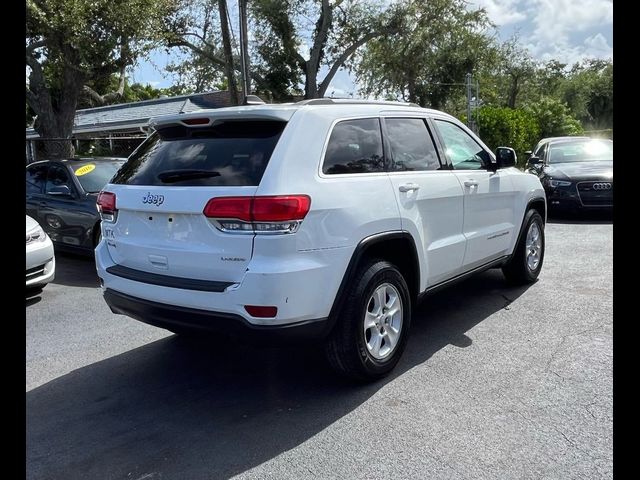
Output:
[[500, 294, 513, 310], [544, 327, 609, 374]]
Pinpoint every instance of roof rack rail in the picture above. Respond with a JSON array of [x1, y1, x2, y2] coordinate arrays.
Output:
[[296, 98, 421, 108]]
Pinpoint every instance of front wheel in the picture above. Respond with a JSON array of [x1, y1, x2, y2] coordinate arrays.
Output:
[[324, 259, 412, 382], [502, 209, 545, 284]]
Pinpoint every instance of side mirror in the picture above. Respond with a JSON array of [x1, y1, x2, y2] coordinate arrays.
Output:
[[47, 184, 73, 197], [524, 150, 532, 157], [527, 156, 542, 166], [494, 147, 517, 169]]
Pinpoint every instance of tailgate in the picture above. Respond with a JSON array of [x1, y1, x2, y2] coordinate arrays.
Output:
[[104, 185, 256, 283]]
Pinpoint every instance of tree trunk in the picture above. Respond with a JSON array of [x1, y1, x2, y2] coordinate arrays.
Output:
[[508, 75, 519, 109], [305, 63, 319, 99], [407, 75, 417, 104], [218, 0, 240, 105], [239, 0, 250, 96], [27, 47, 84, 159], [303, 0, 332, 99]]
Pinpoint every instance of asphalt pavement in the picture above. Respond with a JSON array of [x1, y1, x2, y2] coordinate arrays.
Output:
[[26, 216, 613, 480]]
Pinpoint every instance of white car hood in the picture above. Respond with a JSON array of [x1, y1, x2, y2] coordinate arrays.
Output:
[[26, 215, 39, 233]]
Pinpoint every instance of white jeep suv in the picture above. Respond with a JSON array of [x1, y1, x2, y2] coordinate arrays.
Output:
[[96, 99, 546, 381]]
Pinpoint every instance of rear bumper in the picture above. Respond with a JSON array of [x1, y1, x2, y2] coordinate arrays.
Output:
[[104, 288, 330, 341], [95, 239, 350, 327]]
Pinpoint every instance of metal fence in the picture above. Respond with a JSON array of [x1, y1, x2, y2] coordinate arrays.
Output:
[[26, 135, 148, 164]]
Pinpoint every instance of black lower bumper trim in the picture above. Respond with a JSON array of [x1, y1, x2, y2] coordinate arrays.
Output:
[[103, 289, 331, 342], [106, 264, 233, 292]]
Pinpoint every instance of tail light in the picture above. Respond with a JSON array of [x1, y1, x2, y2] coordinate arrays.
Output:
[[97, 191, 117, 222], [203, 195, 311, 234]]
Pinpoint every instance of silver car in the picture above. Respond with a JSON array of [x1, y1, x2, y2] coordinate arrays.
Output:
[[26, 215, 55, 288]]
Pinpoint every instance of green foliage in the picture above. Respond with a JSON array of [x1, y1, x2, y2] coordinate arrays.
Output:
[[355, 0, 496, 109], [160, 0, 231, 94], [524, 97, 584, 139], [475, 106, 540, 168], [26, 0, 612, 153], [250, 0, 305, 99], [26, 0, 176, 153], [27, 0, 174, 83], [79, 74, 173, 108], [561, 59, 613, 130], [250, 0, 397, 99], [475, 98, 584, 168]]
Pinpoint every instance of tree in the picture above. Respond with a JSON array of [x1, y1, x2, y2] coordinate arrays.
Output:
[[250, 0, 403, 99], [354, 0, 496, 109], [524, 97, 583, 139], [561, 59, 613, 131], [78, 74, 168, 109], [163, 0, 250, 103], [496, 35, 536, 109], [26, 0, 174, 158]]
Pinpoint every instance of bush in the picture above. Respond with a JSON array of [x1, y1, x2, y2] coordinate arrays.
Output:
[[524, 97, 583, 139], [475, 99, 584, 168], [476, 106, 540, 168]]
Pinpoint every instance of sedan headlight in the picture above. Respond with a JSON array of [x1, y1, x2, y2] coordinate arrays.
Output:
[[26, 226, 47, 244], [549, 179, 571, 187]]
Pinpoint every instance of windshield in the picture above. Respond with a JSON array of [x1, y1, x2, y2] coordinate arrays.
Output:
[[548, 139, 613, 164], [71, 161, 124, 193], [111, 120, 286, 187]]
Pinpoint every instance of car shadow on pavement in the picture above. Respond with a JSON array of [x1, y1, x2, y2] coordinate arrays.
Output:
[[547, 211, 613, 225], [51, 252, 100, 288], [26, 288, 43, 307], [26, 270, 530, 480]]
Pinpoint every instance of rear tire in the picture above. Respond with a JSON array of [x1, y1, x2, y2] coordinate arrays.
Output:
[[502, 209, 545, 285], [324, 259, 411, 382]]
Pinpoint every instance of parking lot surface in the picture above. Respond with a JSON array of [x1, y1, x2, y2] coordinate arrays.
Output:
[[26, 218, 612, 480]]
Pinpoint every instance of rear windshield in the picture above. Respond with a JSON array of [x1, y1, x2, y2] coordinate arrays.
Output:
[[71, 162, 124, 193], [111, 120, 286, 186]]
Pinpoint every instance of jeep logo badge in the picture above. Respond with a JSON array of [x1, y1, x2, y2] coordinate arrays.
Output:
[[142, 192, 164, 206]]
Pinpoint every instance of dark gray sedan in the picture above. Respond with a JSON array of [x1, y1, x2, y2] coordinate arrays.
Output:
[[525, 137, 613, 214], [26, 157, 125, 254]]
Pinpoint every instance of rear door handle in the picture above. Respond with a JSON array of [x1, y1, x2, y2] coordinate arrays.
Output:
[[399, 183, 420, 192], [464, 180, 478, 188]]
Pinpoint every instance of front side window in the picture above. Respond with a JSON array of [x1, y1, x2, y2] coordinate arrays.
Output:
[[386, 118, 442, 171], [45, 165, 73, 194], [323, 118, 384, 174], [533, 143, 546, 158], [26, 164, 48, 194], [434, 120, 490, 170]]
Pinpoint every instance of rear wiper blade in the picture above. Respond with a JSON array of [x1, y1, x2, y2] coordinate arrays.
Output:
[[157, 169, 221, 183]]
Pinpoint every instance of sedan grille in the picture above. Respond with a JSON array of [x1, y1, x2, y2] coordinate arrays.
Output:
[[577, 182, 613, 207]]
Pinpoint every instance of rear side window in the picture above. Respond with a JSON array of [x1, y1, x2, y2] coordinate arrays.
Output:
[[323, 118, 384, 174], [385, 118, 442, 171], [112, 120, 286, 186]]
